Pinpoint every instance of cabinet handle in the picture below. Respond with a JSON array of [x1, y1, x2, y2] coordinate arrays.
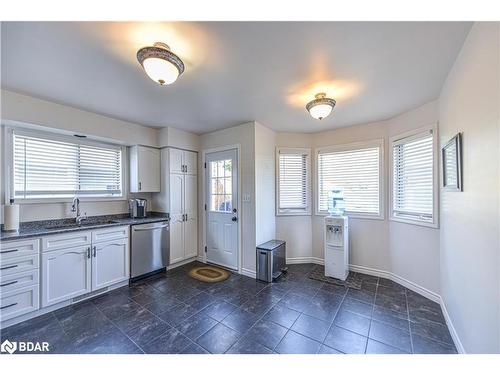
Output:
[[0, 265, 18, 271], [0, 280, 18, 288], [87, 247, 91, 259], [0, 302, 18, 310], [93, 246, 97, 257], [185, 213, 188, 221], [0, 249, 19, 254], [139, 181, 142, 191]]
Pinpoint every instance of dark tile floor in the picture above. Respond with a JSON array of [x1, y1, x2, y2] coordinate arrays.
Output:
[[0, 262, 457, 354]]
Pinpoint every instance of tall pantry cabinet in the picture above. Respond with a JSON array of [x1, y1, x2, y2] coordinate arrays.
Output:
[[157, 148, 198, 265]]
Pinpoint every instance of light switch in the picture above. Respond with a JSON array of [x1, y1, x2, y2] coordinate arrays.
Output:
[[242, 194, 251, 203]]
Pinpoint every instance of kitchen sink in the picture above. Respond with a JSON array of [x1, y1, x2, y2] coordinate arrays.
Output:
[[44, 220, 119, 230]]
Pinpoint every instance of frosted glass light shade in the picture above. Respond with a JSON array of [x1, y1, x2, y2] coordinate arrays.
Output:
[[306, 93, 336, 120], [137, 42, 185, 86]]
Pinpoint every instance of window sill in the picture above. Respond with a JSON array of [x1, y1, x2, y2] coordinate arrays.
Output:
[[276, 211, 312, 217], [12, 196, 127, 205], [315, 212, 385, 221], [389, 216, 439, 229]]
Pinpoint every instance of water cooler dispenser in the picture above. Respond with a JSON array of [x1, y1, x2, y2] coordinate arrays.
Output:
[[324, 215, 349, 280]]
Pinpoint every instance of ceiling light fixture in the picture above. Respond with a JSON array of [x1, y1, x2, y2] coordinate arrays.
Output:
[[306, 93, 336, 120], [137, 42, 185, 85]]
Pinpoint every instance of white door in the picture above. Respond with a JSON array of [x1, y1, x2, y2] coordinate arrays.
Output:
[[205, 149, 239, 270], [184, 174, 198, 258], [169, 173, 185, 263], [169, 148, 184, 174], [92, 239, 129, 290], [41, 246, 92, 307], [184, 151, 198, 175]]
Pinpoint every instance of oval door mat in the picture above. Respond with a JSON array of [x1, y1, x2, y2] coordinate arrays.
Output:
[[188, 265, 231, 283]]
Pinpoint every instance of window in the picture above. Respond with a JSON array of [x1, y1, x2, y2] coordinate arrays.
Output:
[[391, 128, 436, 226], [317, 141, 383, 217], [208, 159, 233, 212], [276, 148, 311, 215], [12, 131, 123, 200]]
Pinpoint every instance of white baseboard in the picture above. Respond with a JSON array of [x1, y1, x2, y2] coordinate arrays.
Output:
[[167, 256, 197, 270], [440, 296, 465, 354], [348, 264, 440, 304], [287, 257, 464, 353], [287, 256, 324, 265], [241, 268, 256, 279]]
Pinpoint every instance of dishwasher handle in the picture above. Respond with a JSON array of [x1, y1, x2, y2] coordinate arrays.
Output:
[[133, 224, 169, 231]]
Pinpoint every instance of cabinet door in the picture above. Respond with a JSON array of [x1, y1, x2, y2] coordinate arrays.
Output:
[[169, 173, 185, 264], [169, 148, 184, 174], [92, 238, 129, 290], [184, 151, 198, 175], [137, 146, 160, 192], [184, 174, 198, 258], [42, 246, 92, 307]]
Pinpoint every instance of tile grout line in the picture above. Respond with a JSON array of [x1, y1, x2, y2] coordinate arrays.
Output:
[[364, 277, 380, 354], [404, 289, 415, 354]]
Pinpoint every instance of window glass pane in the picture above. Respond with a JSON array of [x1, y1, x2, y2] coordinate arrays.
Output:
[[279, 152, 308, 211], [318, 146, 380, 215], [13, 133, 122, 199], [392, 133, 433, 222]]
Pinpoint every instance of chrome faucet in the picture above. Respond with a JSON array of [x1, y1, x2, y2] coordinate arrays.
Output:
[[71, 197, 87, 225]]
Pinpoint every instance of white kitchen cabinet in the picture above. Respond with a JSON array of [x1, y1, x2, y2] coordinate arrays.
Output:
[[130, 145, 160, 192], [168, 148, 197, 175], [160, 147, 198, 264], [41, 226, 129, 308], [92, 238, 129, 290], [42, 245, 92, 307]]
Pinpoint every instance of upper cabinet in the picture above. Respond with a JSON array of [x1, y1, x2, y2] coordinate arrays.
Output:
[[169, 148, 197, 175], [130, 145, 160, 192]]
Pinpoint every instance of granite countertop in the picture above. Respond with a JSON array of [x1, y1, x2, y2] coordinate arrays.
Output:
[[0, 212, 170, 242]]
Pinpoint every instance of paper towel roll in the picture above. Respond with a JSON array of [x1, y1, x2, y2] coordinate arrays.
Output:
[[4, 204, 20, 231]]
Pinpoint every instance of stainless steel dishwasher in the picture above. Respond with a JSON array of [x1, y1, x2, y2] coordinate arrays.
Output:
[[130, 221, 169, 281]]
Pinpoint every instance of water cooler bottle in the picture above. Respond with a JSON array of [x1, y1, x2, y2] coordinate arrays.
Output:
[[324, 215, 349, 280]]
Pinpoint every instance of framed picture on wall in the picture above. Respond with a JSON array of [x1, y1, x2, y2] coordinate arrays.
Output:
[[442, 132, 463, 191]]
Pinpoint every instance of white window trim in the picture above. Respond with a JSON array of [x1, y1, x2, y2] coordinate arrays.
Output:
[[315, 139, 385, 220], [389, 124, 439, 229], [276, 147, 311, 216], [4, 126, 128, 204]]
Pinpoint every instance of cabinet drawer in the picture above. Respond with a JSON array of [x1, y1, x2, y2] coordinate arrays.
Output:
[[0, 238, 40, 262], [0, 269, 39, 293], [92, 226, 129, 243], [0, 285, 39, 322], [42, 231, 91, 252], [0, 254, 39, 277]]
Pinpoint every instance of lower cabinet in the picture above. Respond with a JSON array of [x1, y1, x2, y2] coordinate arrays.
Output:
[[42, 245, 92, 307], [41, 227, 129, 308], [92, 238, 129, 290]]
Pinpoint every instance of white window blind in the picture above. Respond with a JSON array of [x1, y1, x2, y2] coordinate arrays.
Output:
[[13, 132, 123, 199], [392, 131, 434, 222], [318, 146, 380, 215], [277, 149, 310, 213]]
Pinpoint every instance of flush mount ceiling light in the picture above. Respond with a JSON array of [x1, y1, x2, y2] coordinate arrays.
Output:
[[137, 42, 185, 85], [306, 93, 336, 120]]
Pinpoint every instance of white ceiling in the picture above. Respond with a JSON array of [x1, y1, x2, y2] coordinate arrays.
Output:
[[1, 22, 471, 134]]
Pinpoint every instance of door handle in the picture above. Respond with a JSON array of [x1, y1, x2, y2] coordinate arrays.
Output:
[[87, 247, 91, 259], [93, 246, 97, 257], [133, 224, 169, 231], [138, 181, 142, 191], [232, 217, 238, 222]]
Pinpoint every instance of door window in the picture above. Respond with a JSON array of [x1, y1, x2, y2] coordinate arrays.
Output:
[[209, 159, 232, 212]]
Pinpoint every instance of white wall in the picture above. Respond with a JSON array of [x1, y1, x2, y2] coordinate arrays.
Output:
[[276, 102, 441, 294], [157, 126, 200, 151], [199, 122, 257, 274], [255, 122, 276, 245], [439, 22, 500, 353]]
